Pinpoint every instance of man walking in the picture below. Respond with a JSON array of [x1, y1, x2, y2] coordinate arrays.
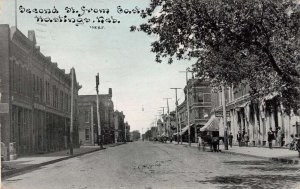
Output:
[[229, 132, 233, 148], [237, 131, 242, 147], [268, 128, 274, 149], [198, 135, 202, 151], [244, 132, 249, 147]]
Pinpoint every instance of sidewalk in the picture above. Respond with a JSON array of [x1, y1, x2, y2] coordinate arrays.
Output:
[[171, 141, 299, 164], [1, 142, 124, 179]]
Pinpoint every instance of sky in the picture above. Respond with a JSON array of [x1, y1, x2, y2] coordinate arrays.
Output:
[[0, 0, 194, 134]]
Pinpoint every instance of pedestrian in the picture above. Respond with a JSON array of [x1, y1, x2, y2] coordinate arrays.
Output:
[[289, 134, 295, 150], [212, 136, 219, 152], [229, 132, 233, 148], [198, 135, 202, 151], [244, 132, 249, 147], [237, 131, 242, 147], [277, 127, 282, 147], [281, 130, 285, 147], [294, 135, 299, 150], [267, 128, 274, 149]]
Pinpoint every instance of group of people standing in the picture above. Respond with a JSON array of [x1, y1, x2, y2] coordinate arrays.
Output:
[[267, 127, 285, 149], [236, 131, 249, 147]]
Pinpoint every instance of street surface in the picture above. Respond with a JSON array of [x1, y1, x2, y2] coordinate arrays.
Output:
[[3, 141, 300, 189]]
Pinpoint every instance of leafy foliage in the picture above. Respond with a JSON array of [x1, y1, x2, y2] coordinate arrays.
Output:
[[131, 0, 300, 113]]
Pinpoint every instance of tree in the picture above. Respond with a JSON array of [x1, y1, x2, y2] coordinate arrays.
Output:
[[131, 0, 300, 113]]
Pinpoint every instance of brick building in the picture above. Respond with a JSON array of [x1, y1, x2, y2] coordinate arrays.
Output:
[[177, 79, 212, 142], [78, 101, 96, 146], [78, 89, 114, 145], [0, 25, 81, 160]]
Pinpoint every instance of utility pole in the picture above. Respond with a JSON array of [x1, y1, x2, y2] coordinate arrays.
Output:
[[160, 107, 166, 137], [96, 73, 103, 149], [163, 98, 171, 141], [155, 114, 160, 139], [180, 68, 192, 147], [222, 85, 229, 150], [70, 68, 74, 156], [171, 88, 181, 144], [178, 113, 182, 144]]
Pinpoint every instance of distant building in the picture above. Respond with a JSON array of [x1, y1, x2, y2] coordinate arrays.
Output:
[[78, 89, 114, 145], [130, 130, 141, 141], [0, 25, 81, 160], [114, 110, 125, 142], [78, 101, 96, 146]]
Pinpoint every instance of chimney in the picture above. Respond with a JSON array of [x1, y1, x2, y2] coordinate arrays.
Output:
[[109, 88, 112, 97], [28, 30, 36, 45]]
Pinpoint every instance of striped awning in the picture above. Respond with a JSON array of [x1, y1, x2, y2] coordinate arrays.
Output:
[[180, 124, 194, 135], [200, 116, 220, 132]]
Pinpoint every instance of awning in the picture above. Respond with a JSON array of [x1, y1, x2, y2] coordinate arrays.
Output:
[[200, 116, 220, 132], [180, 124, 194, 135], [264, 92, 279, 100], [237, 102, 248, 108]]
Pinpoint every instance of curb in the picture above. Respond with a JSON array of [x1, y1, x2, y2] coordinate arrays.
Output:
[[177, 143, 299, 165], [2, 143, 125, 179]]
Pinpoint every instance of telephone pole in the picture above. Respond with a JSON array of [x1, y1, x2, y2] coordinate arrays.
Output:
[[171, 88, 181, 144], [160, 107, 166, 115], [222, 85, 229, 150], [96, 73, 103, 149], [70, 68, 74, 156], [180, 68, 193, 147]]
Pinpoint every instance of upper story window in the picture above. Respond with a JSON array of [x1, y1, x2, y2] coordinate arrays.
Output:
[[85, 110, 90, 123]]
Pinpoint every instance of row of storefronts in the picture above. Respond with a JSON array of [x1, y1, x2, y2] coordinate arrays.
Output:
[[157, 77, 300, 147], [0, 25, 129, 161], [213, 90, 300, 147], [0, 25, 78, 160]]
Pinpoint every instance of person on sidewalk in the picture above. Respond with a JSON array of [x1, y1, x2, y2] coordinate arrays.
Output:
[[229, 132, 233, 148], [237, 131, 242, 147], [244, 132, 249, 147], [281, 130, 285, 147], [198, 135, 202, 151], [268, 128, 274, 149], [294, 135, 299, 151], [277, 127, 283, 147], [289, 134, 295, 150]]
